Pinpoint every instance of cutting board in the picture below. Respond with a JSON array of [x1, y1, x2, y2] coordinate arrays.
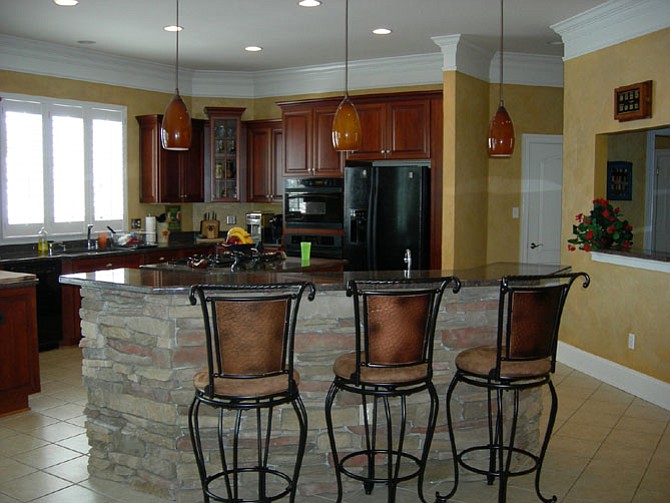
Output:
[[195, 237, 226, 244]]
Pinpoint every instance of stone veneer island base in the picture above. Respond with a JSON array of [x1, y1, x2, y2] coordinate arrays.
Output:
[[60, 263, 568, 501]]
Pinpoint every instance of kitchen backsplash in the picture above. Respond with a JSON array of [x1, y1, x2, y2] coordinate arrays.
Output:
[[192, 201, 281, 231]]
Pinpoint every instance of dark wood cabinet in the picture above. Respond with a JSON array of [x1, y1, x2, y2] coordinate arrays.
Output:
[[0, 281, 39, 415], [246, 119, 283, 202], [347, 97, 431, 160], [137, 115, 205, 203], [205, 107, 246, 202], [278, 100, 343, 177]]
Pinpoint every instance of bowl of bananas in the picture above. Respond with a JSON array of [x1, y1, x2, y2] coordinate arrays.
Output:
[[222, 227, 256, 253]]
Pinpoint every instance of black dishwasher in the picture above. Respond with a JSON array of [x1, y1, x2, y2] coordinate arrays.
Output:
[[3, 259, 62, 351]]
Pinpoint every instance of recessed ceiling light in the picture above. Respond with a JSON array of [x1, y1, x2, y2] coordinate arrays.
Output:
[[372, 28, 392, 35], [163, 25, 183, 32], [77, 40, 96, 45], [54, 0, 79, 6], [245, 46, 263, 52], [298, 0, 321, 7]]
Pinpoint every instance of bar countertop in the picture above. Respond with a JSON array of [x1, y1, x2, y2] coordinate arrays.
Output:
[[59, 260, 571, 294]]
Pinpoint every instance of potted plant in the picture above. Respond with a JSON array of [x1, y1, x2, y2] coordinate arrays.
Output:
[[568, 198, 633, 252]]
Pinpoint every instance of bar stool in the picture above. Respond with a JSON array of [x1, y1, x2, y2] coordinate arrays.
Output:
[[325, 277, 461, 503], [188, 282, 316, 503], [436, 273, 590, 503]]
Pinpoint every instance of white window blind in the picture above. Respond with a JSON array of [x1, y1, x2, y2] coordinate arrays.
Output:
[[0, 94, 127, 243]]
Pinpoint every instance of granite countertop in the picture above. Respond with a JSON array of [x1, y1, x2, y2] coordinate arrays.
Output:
[[59, 261, 571, 294], [0, 270, 39, 288]]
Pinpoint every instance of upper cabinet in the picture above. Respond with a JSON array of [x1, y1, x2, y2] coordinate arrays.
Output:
[[205, 107, 246, 202], [347, 95, 432, 161], [278, 100, 344, 177], [246, 119, 283, 202], [137, 115, 205, 204]]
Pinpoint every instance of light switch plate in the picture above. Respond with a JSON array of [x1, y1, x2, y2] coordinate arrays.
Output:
[[226, 215, 236, 225]]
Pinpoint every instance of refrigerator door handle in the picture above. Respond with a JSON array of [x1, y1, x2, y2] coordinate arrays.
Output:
[[367, 169, 379, 270]]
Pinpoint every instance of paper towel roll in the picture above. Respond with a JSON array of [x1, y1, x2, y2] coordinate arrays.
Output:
[[145, 216, 157, 245]]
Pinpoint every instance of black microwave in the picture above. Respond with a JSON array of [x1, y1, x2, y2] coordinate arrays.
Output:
[[284, 178, 343, 230]]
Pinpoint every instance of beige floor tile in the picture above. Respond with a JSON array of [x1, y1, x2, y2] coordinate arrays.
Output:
[[0, 412, 60, 433], [0, 493, 20, 502], [39, 404, 85, 422], [28, 422, 85, 443], [55, 433, 90, 454], [603, 427, 662, 450], [12, 444, 82, 470], [625, 398, 670, 422], [631, 488, 670, 503], [0, 471, 72, 502], [638, 466, 670, 494], [553, 419, 611, 443], [32, 484, 112, 503], [0, 427, 15, 441], [65, 415, 87, 428], [0, 456, 37, 482], [615, 415, 668, 436], [546, 433, 602, 459], [588, 384, 635, 405], [568, 407, 621, 429], [79, 477, 168, 503], [27, 395, 68, 413], [44, 455, 90, 484], [48, 387, 87, 403], [593, 442, 653, 468], [0, 433, 50, 457]]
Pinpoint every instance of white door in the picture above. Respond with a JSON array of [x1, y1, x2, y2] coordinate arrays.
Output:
[[653, 150, 670, 254], [520, 134, 563, 265]]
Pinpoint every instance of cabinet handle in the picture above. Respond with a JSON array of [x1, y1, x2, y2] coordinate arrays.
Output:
[[106, 263, 113, 268]]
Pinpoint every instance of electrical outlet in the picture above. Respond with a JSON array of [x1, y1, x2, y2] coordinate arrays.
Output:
[[628, 333, 635, 350], [226, 215, 236, 225]]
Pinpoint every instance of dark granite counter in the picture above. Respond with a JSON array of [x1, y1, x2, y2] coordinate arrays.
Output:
[[59, 261, 570, 293]]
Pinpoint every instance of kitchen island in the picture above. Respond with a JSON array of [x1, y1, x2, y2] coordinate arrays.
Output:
[[60, 262, 568, 501]]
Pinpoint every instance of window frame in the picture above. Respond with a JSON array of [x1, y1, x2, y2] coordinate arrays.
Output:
[[0, 93, 127, 245]]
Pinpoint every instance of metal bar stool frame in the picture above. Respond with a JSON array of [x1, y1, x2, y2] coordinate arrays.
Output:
[[326, 277, 461, 503], [188, 282, 316, 503], [436, 272, 590, 503]]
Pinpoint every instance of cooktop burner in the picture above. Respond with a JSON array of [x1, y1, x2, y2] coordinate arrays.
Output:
[[174, 250, 286, 272]]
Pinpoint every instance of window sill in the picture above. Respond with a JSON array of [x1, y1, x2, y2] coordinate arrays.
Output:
[[590, 249, 670, 273]]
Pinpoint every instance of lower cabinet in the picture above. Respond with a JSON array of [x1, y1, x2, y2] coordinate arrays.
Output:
[[0, 283, 39, 415]]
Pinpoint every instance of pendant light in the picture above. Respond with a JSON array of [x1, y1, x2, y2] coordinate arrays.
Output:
[[487, 0, 515, 158], [332, 0, 361, 151], [161, 0, 192, 151]]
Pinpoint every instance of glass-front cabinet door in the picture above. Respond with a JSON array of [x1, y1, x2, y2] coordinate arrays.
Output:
[[205, 107, 246, 202]]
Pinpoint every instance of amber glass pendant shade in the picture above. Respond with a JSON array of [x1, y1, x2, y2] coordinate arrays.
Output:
[[487, 101, 515, 158], [161, 92, 192, 151], [332, 96, 362, 151]]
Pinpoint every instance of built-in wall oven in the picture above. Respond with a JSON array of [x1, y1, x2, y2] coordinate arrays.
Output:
[[284, 177, 343, 258]]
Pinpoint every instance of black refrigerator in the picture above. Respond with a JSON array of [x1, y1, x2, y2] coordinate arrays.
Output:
[[343, 161, 430, 271]]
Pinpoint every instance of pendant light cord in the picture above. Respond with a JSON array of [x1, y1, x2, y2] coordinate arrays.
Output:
[[344, 0, 349, 98], [175, 0, 180, 93], [499, 0, 504, 104]]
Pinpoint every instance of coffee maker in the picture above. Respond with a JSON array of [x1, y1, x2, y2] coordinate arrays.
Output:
[[245, 211, 274, 243]]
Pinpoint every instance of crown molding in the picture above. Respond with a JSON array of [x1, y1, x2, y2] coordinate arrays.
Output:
[[552, 0, 670, 61], [432, 34, 563, 88], [1, 32, 562, 99]]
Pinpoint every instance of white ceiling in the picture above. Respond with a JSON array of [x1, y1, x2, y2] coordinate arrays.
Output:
[[0, 0, 607, 72]]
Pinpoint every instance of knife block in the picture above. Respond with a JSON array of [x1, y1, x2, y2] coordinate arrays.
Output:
[[200, 220, 220, 239]]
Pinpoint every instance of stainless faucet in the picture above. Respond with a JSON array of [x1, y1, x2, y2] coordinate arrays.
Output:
[[87, 224, 96, 250]]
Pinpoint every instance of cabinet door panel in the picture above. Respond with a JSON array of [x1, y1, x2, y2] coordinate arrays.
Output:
[[159, 149, 182, 202], [247, 126, 272, 201], [283, 110, 311, 176], [313, 106, 343, 176], [347, 102, 385, 160], [272, 127, 284, 199], [179, 119, 205, 202], [386, 100, 431, 159]]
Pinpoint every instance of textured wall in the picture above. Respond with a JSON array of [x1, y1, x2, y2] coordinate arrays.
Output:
[[561, 27, 670, 382]]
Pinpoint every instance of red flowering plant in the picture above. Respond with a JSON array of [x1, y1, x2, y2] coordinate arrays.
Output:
[[568, 198, 633, 252]]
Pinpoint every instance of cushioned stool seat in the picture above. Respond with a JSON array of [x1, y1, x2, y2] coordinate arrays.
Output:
[[436, 273, 590, 503], [325, 277, 461, 503], [188, 282, 315, 503]]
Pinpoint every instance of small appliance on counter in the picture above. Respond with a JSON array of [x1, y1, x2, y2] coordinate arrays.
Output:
[[200, 212, 220, 239], [246, 211, 274, 243]]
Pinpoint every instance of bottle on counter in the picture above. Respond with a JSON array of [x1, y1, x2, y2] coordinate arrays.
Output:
[[37, 227, 49, 256]]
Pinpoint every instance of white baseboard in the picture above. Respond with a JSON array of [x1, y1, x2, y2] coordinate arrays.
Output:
[[557, 341, 670, 411]]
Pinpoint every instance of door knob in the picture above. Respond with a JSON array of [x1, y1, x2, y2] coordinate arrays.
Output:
[[530, 242, 543, 249]]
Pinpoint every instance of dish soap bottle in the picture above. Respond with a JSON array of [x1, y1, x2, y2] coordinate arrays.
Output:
[[37, 227, 49, 256]]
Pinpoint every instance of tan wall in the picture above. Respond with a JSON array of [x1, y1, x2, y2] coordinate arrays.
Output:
[[561, 28, 670, 383], [486, 85, 564, 263]]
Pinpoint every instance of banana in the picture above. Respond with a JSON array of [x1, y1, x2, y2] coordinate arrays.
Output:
[[226, 227, 254, 244]]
